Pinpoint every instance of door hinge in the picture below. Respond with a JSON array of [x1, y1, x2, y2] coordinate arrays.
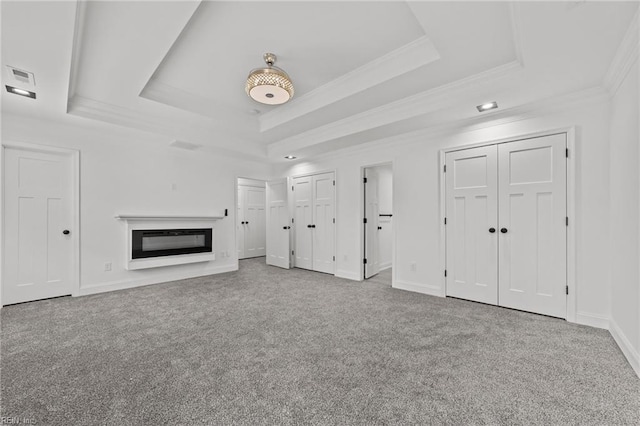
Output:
[[444, 165, 446, 173], [292, 185, 294, 191], [333, 218, 335, 223], [363, 218, 368, 224], [363, 177, 368, 184], [333, 256, 335, 261], [333, 180, 335, 186], [566, 285, 569, 295], [444, 269, 447, 277], [363, 258, 367, 264], [566, 148, 569, 158], [444, 217, 447, 225], [566, 217, 569, 226], [292, 250, 294, 256], [292, 218, 294, 223]]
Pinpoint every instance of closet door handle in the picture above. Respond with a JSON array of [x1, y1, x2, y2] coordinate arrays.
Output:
[[307, 224, 312, 228], [311, 224, 316, 228], [500, 228, 508, 233], [245, 221, 249, 225], [283, 226, 290, 230], [489, 228, 496, 233]]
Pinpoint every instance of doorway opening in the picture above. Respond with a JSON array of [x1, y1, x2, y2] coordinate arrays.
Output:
[[236, 178, 266, 266], [363, 163, 393, 286]]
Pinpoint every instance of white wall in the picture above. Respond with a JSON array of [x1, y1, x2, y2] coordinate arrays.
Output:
[[278, 97, 612, 325], [608, 59, 640, 376], [1, 113, 273, 299]]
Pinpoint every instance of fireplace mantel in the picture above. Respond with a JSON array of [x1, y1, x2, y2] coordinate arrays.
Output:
[[116, 214, 224, 270], [115, 213, 225, 221]]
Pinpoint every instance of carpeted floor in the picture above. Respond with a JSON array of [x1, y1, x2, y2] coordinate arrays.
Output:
[[1, 258, 639, 425]]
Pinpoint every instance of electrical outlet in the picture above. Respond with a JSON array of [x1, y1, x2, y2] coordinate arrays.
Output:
[[104, 262, 112, 272], [410, 262, 417, 272]]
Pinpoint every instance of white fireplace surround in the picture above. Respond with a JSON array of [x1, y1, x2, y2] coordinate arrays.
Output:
[[115, 213, 225, 270]]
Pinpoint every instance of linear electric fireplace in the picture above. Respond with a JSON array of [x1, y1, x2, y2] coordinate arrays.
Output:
[[132, 228, 212, 259]]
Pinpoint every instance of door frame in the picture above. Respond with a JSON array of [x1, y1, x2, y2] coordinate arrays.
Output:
[[235, 176, 267, 263], [1, 141, 81, 307], [438, 127, 576, 322], [361, 162, 394, 282], [289, 169, 337, 274]]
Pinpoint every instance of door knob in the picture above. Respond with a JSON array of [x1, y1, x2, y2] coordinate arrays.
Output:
[[378, 226, 382, 230], [241, 221, 245, 224], [307, 224, 312, 228], [245, 221, 249, 225], [311, 224, 316, 228], [283, 226, 290, 230], [489, 228, 496, 233], [500, 228, 508, 233], [62, 229, 70, 235]]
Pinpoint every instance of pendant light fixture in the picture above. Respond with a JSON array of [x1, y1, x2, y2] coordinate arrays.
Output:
[[246, 53, 294, 105]]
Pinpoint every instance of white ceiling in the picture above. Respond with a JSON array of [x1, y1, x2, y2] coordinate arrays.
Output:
[[1, 1, 637, 162]]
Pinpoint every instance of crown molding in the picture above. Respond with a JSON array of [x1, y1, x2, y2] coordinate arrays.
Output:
[[296, 85, 609, 163], [258, 36, 440, 132], [68, 95, 267, 161], [66, 0, 87, 109], [603, 8, 639, 96], [508, 2, 526, 67], [267, 60, 523, 156]]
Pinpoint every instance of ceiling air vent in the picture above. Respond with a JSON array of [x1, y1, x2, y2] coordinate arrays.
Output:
[[5, 66, 35, 87], [169, 140, 202, 151]]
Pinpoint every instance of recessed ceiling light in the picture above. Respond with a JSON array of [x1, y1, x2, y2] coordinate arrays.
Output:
[[284, 155, 296, 160], [6, 85, 36, 99], [477, 101, 497, 112]]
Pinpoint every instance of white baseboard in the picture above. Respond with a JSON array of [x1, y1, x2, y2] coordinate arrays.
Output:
[[335, 269, 360, 281], [379, 262, 392, 271], [77, 264, 238, 297], [575, 311, 610, 329], [609, 318, 640, 378], [393, 280, 444, 298]]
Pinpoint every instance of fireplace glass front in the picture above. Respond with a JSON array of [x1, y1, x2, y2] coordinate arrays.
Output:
[[132, 228, 212, 259]]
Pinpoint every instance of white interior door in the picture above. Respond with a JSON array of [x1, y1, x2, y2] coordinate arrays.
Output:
[[364, 169, 380, 278], [244, 186, 266, 258], [3, 147, 75, 305], [266, 178, 290, 269], [498, 134, 567, 318], [445, 145, 499, 305], [293, 176, 313, 270], [312, 172, 335, 274]]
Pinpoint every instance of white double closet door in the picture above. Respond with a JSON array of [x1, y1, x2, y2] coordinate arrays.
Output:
[[445, 133, 567, 318], [293, 172, 335, 274], [237, 184, 266, 259]]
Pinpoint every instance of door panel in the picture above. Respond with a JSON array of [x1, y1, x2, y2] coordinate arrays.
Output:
[[312, 173, 335, 274], [4, 148, 74, 305], [244, 187, 266, 258], [293, 176, 313, 270], [445, 145, 499, 305], [498, 134, 567, 318], [266, 178, 290, 269], [364, 168, 380, 278]]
